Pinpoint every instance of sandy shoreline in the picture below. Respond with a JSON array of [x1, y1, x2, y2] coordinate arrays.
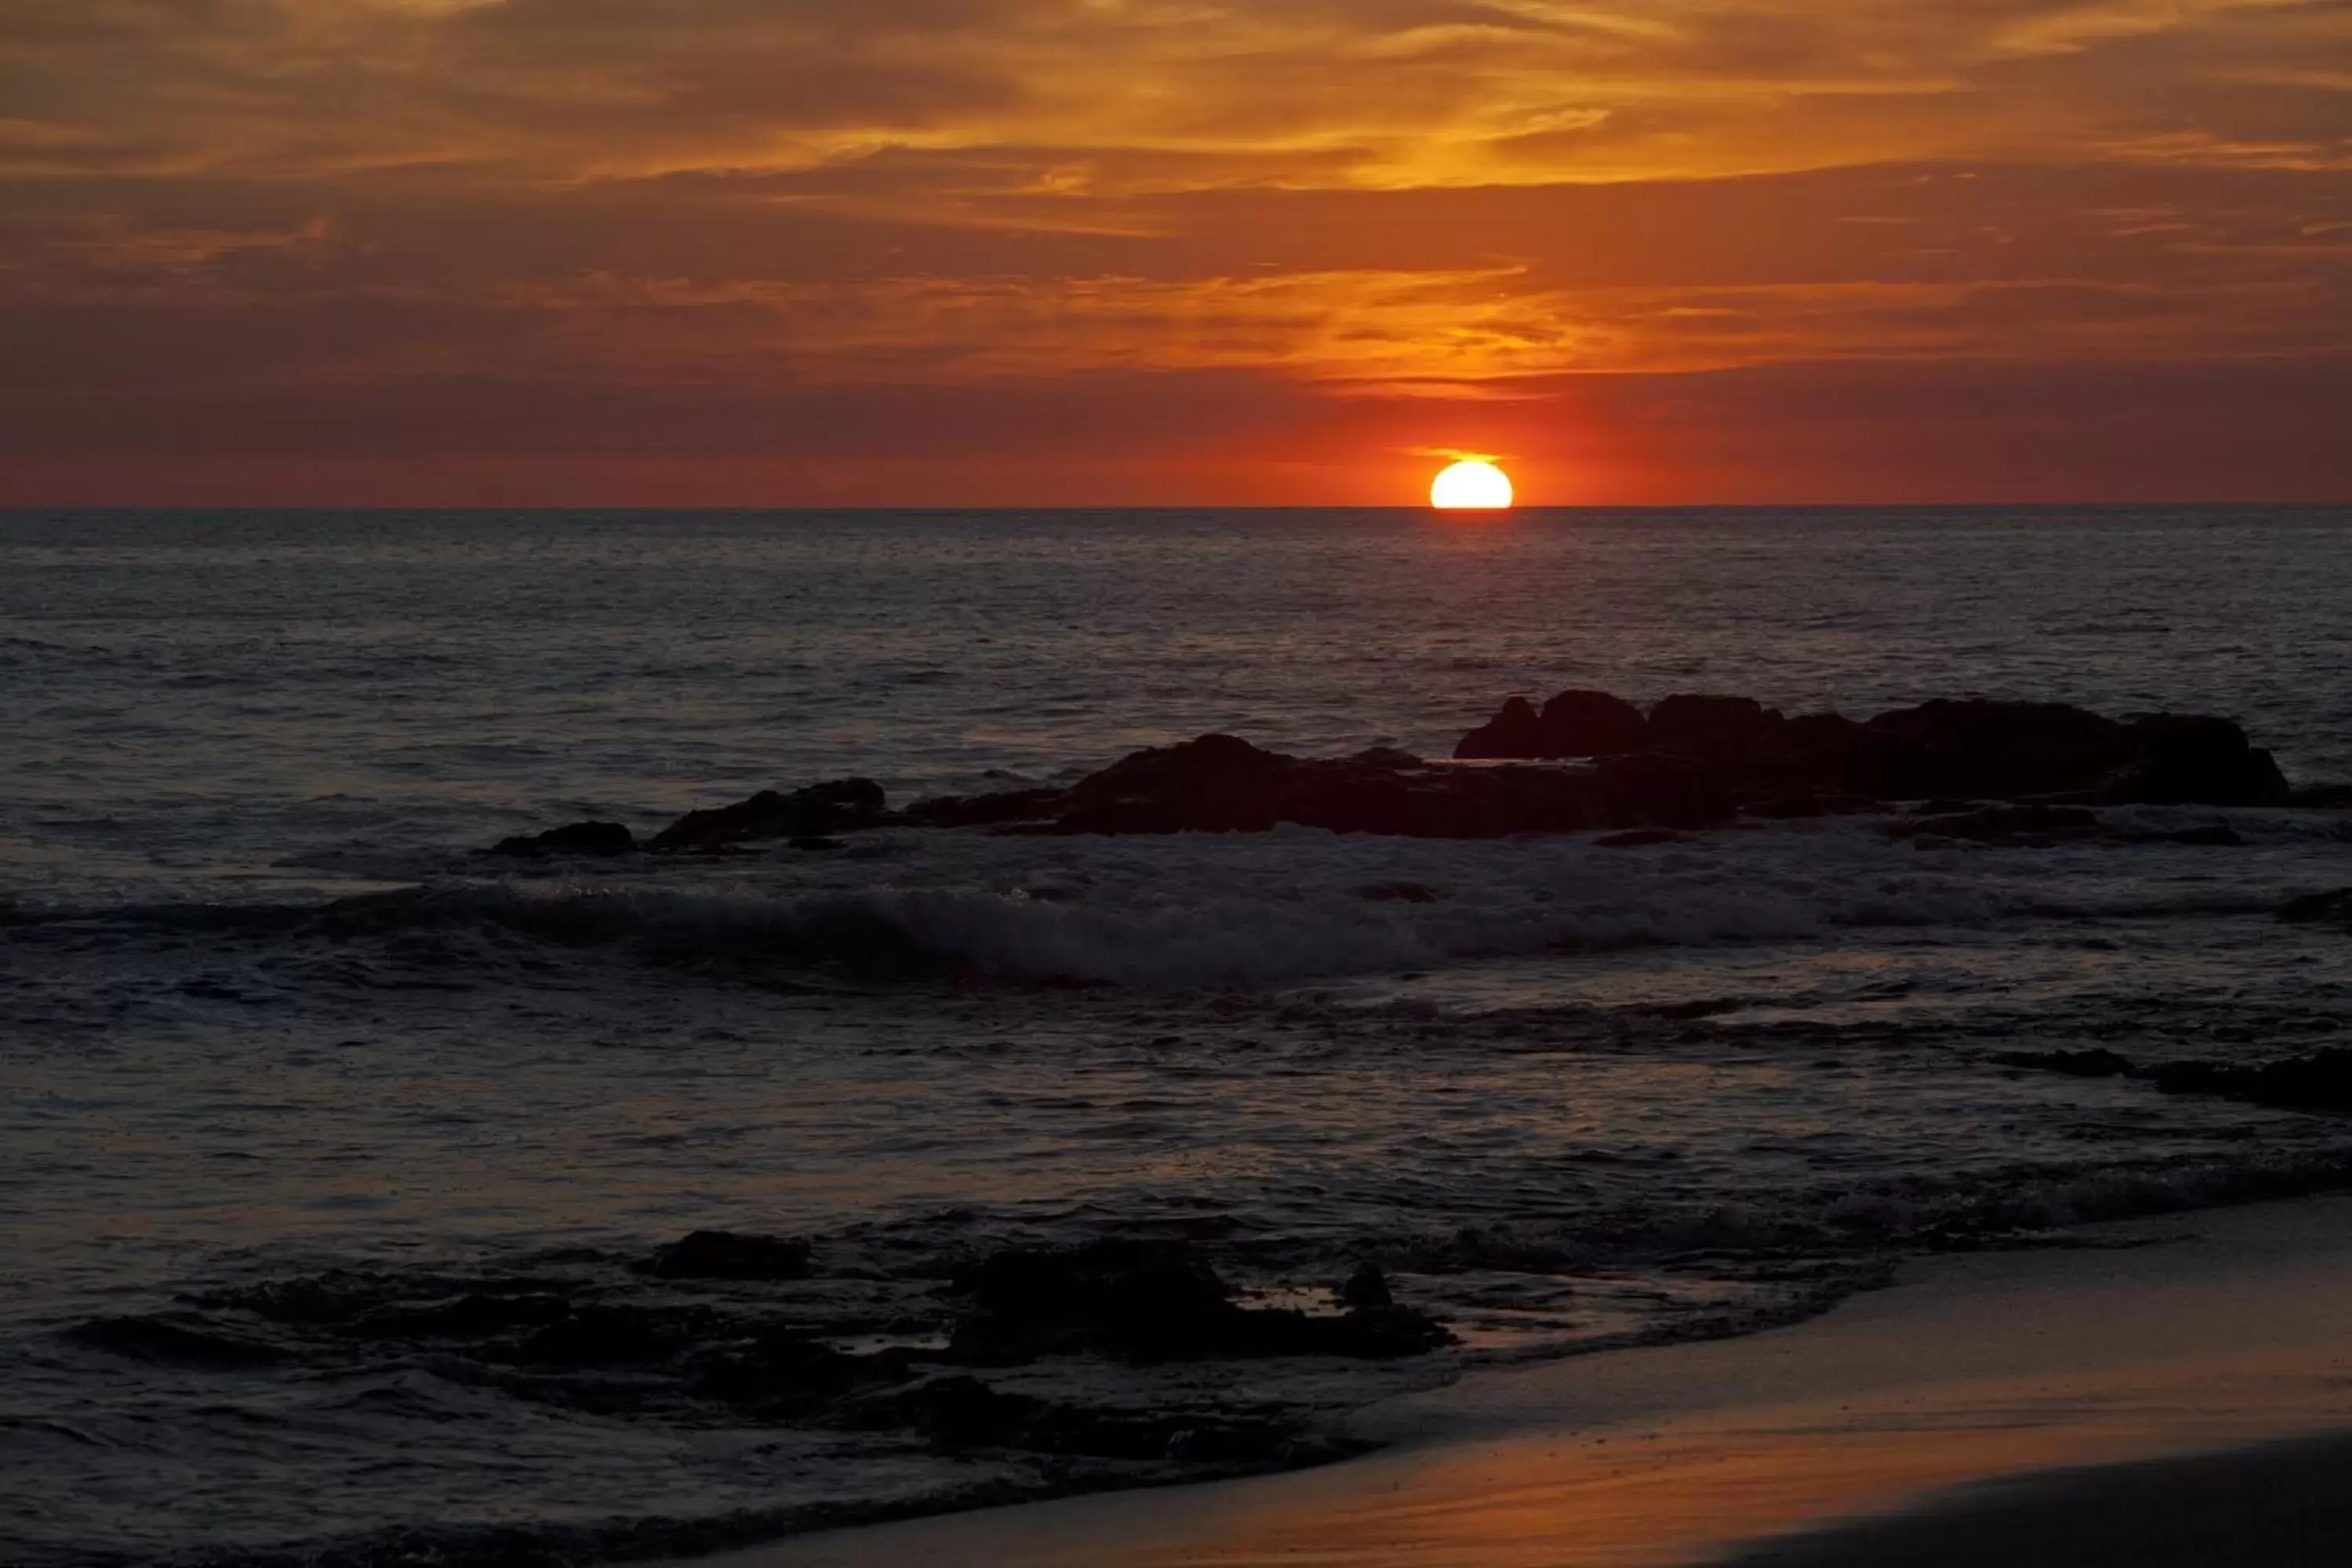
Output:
[[706, 1192, 2352, 1566]]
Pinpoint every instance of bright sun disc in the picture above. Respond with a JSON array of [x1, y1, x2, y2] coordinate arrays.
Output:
[[1430, 459, 1514, 510]]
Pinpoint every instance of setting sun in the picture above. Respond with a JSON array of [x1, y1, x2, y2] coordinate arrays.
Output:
[[1430, 459, 1514, 510]]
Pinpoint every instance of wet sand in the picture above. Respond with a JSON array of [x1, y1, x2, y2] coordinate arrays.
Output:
[[713, 1192, 2352, 1566]]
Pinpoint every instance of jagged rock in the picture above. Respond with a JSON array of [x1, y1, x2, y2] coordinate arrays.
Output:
[[2100, 714, 2288, 807], [648, 780, 887, 852], [646, 1229, 813, 1282], [943, 1240, 1452, 1365], [1455, 691, 1645, 760], [1647, 694, 1783, 764], [1864, 699, 2132, 799], [492, 821, 637, 858], [1453, 696, 1552, 760]]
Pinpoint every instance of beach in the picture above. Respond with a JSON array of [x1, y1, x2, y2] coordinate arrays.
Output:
[[735, 1192, 2352, 1566]]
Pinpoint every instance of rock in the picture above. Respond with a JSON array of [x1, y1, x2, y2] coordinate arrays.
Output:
[[944, 1240, 1453, 1365], [1595, 752, 1735, 831], [648, 779, 888, 852], [1044, 735, 1708, 839], [2100, 714, 2288, 807], [1336, 1261, 1394, 1309], [492, 821, 637, 858], [646, 1229, 813, 1282], [1646, 694, 1783, 765], [901, 787, 1069, 829], [2147, 1048, 2352, 1113], [684, 1325, 907, 1417], [1864, 699, 2133, 800], [1454, 696, 1552, 760], [1541, 690, 1649, 756]]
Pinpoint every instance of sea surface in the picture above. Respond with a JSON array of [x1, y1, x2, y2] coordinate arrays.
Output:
[[4, 506, 2351, 1566]]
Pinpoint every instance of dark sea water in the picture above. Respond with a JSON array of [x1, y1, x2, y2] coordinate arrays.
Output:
[[5, 507, 2351, 1566]]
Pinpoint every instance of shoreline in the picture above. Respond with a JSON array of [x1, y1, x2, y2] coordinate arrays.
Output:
[[710, 1191, 2352, 1566]]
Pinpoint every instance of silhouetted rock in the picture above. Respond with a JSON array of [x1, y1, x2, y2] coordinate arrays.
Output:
[[648, 779, 887, 851], [492, 821, 637, 858], [1454, 696, 1552, 760], [2100, 714, 2288, 807], [1864, 699, 2132, 799], [646, 1229, 813, 1282], [2148, 1048, 2352, 1113], [1336, 1261, 1394, 1309], [1647, 694, 1784, 765], [1043, 735, 1717, 839], [1455, 691, 1646, 760], [944, 1240, 1452, 1365]]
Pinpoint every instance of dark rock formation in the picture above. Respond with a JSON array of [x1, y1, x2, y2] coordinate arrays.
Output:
[[648, 779, 888, 852], [2148, 1048, 2352, 1113], [1336, 1261, 1395, 1310], [1457, 691, 1647, 760], [1454, 691, 2288, 812], [944, 1240, 1452, 1365], [492, 821, 637, 858], [646, 1229, 813, 1282], [2101, 713, 2289, 807], [1040, 735, 1727, 839]]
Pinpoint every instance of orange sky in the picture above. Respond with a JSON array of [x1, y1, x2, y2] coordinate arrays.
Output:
[[3, 0, 2348, 505]]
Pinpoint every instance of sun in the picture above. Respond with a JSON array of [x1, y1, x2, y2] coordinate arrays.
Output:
[[1430, 459, 1514, 510]]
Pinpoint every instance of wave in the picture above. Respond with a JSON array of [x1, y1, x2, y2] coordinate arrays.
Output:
[[3, 853, 2303, 990]]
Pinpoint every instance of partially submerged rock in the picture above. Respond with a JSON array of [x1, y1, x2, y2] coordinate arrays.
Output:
[[1454, 691, 2288, 810], [646, 1229, 813, 1282], [492, 821, 637, 858], [944, 1240, 1453, 1365], [648, 779, 888, 851]]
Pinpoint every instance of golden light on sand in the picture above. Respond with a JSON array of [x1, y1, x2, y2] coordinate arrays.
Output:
[[1431, 459, 1514, 510]]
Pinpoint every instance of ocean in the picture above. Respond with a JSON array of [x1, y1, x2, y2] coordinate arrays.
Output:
[[5, 506, 2350, 1566]]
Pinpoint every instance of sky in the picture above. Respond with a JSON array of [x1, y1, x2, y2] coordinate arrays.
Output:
[[2, 0, 2349, 506]]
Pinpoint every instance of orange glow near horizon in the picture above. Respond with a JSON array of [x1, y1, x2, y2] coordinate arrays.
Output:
[[1, 3, 2348, 505]]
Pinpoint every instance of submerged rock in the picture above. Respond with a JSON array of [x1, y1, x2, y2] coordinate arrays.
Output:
[[646, 1229, 813, 1281], [492, 821, 637, 858], [944, 1240, 1453, 1365], [648, 779, 888, 851], [2148, 1048, 2352, 1113], [1452, 691, 2290, 812]]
